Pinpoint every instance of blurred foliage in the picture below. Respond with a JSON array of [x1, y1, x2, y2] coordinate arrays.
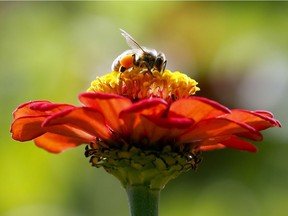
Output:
[[1, 2, 287, 216]]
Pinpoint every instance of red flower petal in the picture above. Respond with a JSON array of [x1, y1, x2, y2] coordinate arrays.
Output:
[[46, 124, 95, 142], [220, 136, 257, 152], [119, 98, 168, 135], [144, 116, 194, 129], [13, 101, 74, 119], [254, 110, 275, 118], [12, 112, 95, 150], [11, 115, 47, 141], [130, 115, 194, 143], [79, 92, 131, 131], [34, 133, 90, 153], [225, 109, 282, 130], [179, 117, 262, 143], [120, 98, 168, 116], [255, 110, 281, 127], [11, 101, 76, 141], [199, 144, 226, 151], [43, 107, 111, 140], [13, 101, 48, 118], [198, 136, 257, 152], [169, 97, 231, 122], [11, 92, 280, 154]]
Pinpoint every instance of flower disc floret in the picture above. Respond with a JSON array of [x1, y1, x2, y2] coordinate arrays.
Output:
[[88, 69, 200, 103]]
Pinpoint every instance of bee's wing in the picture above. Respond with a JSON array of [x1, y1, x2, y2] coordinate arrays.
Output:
[[120, 29, 145, 53]]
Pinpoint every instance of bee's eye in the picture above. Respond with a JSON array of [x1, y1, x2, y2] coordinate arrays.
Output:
[[120, 54, 134, 68]]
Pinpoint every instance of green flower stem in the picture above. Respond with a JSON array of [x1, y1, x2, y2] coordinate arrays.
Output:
[[85, 145, 201, 215], [126, 185, 160, 216]]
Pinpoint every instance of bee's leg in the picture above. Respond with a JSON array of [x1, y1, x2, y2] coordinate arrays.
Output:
[[162, 60, 167, 72], [132, 54, 137, 67], [143, 65, 154, 76], [142, 63, 153, 75]]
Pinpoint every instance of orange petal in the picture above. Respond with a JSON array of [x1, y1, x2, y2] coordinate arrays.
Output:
[[45, 124, 95, 142], [11, 115, 47, 141], [169, 97, 230, 122], [34, 133, 89, 153], [199, 144, 226, 151], [198, 136, 257, 152], [194, 135, 231, 146], [254, 110, 274, 118], [120, 98, 168, 116], [179, 117, 262, 143], [144, 115, 194, 129], [79, 92, 131, 131], [254, 110, 281, 127], [43, 107, 111, 140], [13, 101, 49, 119], [129, 115, 194, 144], [13, 101, 74, 119], [225, 110, 281, 130], [220, 136, 257, 152], [119, 98, 168, 135], [11, 115, 95, 143], [11, 101, 94, 145]]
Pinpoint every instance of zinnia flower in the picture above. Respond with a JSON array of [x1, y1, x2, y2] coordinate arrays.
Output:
[[11, 69, 280, 216], [11, 69, 280, 183]]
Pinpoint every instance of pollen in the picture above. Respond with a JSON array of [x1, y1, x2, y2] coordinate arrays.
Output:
[[88, 69, 200, 103], [120, 54, 134, 68]]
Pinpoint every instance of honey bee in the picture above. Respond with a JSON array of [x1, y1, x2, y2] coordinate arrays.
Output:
[[112, 29, 167, 73]]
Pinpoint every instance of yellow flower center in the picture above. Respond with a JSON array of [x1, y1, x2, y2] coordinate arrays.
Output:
[[88, 69, 199, 103]]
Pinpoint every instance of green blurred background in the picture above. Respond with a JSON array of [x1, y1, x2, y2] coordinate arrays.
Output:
[[1, 2, 287, 216]]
